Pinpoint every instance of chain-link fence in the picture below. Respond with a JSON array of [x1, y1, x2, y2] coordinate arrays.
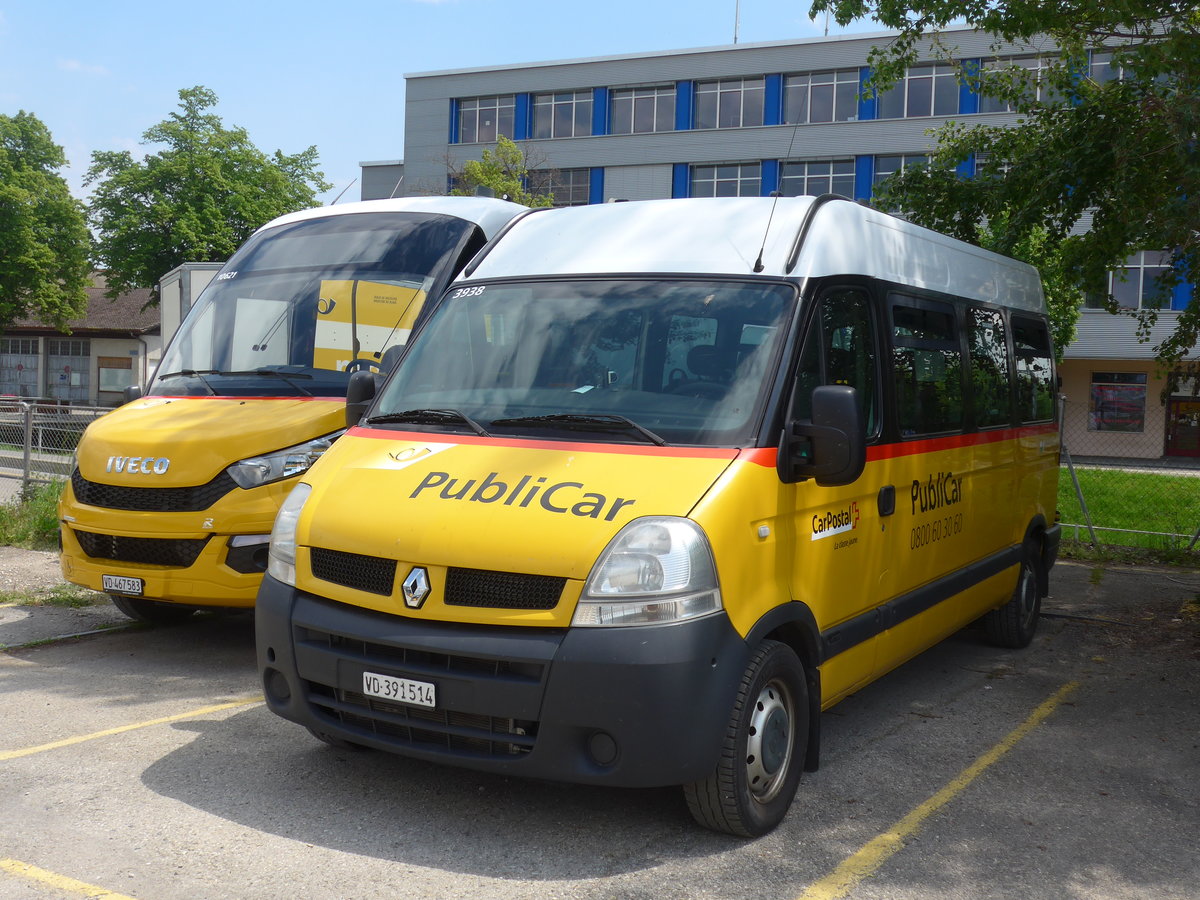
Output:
[[1059, 396, 1200, 553], [0, 400, 111, 497]]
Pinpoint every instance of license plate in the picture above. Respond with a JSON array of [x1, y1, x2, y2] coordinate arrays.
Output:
[[362, 671, 436, 708], [102, 574, 144, 596]]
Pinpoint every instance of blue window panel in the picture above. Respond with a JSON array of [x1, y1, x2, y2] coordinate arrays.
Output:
[[514, 94, 532, 140], [764, 74, 784, 126], [1171, 272, 1191, 311], [960, 59, 980, 115], [854, 156, 874, 202], [857, 67, 877, 121], [672, 163, 690, 198], [448, 99, 460, 144], [761, 159, 780, 196], [592, 87, 609, 136], [589, 167, 605, 205], [675, 82, 695, 131], [956, 154, 975, 179]]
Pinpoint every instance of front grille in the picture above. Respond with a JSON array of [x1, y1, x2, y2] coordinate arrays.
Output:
[[72, 468, 238, 512], [445, 567, 564, 610], [310, 548, 396, 595], [74, 530, 209, 567], [299, 626, 546, 758]]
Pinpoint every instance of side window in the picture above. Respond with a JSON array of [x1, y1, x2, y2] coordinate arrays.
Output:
[[791, 288, 878, 435], [891, 296, 963, 436], [1012, 315, 1055, 422], [967, 308, 1012, 428]]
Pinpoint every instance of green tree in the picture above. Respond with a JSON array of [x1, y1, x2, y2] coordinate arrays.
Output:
[[0, 111, 91, 330], [810, 0, 1198, 369], [87, 86, 331, 299], [448, 136, 554, 207]]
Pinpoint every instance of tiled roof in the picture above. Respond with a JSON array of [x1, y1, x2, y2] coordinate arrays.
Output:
[[9, 275, 159, 335]]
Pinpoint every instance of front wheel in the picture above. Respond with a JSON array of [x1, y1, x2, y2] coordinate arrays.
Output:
[[683, 640, 808, 837], [982, 547, 1042, 648], [109, 594, 196, 625]]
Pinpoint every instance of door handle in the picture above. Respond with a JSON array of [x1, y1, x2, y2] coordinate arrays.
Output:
[[878, 485, 895, 517]]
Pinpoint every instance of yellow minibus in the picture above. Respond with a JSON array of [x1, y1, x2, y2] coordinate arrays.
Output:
[[255, 196, 1060, 836], [59, 197, 527, 622]]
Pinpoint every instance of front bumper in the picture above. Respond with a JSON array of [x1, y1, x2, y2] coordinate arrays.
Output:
[[256, 574, 751, 787]]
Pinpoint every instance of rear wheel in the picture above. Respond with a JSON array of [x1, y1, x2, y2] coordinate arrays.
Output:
[[109, 594, 196, 625], [983, 547, 1042, 648], [683, 640, 808, 837]]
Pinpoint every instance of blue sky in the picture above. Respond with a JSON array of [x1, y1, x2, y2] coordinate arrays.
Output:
[[0, 0, 880, 205]]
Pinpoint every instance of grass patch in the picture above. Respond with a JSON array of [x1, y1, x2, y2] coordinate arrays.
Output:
[[0, 479, 65, 550], [1058, 466, 1200, 553], [0, 584, 104, 608]]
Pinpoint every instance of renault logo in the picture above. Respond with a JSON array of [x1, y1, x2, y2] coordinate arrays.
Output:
[[402, 567, 431, 609]]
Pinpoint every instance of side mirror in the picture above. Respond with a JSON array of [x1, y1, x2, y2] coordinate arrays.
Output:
[[777, 385, 866, 486], [122, 385, 143, 404], [345, 370, 378, 427]]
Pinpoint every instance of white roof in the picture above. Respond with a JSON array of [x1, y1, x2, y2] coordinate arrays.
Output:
[[254, 196, 529, 241], [464, 197, 1046, 312]]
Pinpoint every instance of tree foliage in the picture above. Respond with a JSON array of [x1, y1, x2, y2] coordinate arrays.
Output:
[[0, 111, 91, 331], [448, 136, 554, 207], [809, 0, 1199, 369], [87, 86, 331, 299]]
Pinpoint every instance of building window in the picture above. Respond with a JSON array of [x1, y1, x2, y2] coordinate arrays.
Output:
[[691, 163, 762, 197], [0, 338, 39, 355], [1085, 251, 1174, 310], [1089, 372, 1147, 433], [783, 69, 859, 124], [694, 78, 765, 129], [978, 56, 1062, 113], [780, 159, 855, 197], [98, 356, 134, 393], [1089, 50, 1130, 84], [540, 168, 591, 206], [46, 337, 90, 403], [876, 64, 960, 119], [610, 85, 676, 134], [873, 154, 930, 188], [0, 338, 39, 399], [532, 91, 593, 139], [456, 95, 516, 144]]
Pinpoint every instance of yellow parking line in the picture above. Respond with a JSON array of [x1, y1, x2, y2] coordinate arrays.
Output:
[[0, 696, 263, 762], [797, 680, 1080, 900], [0, 857, 138, 899]]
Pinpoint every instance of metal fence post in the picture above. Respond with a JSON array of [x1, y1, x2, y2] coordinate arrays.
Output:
[[20, 401, 33, 498]]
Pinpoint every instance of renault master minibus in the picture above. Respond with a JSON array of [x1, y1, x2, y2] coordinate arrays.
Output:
[[59, 197, 526, 623], [255, 196, 1061, 836]]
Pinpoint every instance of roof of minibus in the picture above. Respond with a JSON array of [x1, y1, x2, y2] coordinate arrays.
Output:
[[463, 197, 1045, 312], [253, 196, 529, 241]]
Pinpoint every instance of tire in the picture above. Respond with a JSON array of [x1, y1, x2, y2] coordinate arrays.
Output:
[[683, 640, 808, 837], [983, 546, 1042, 648], [109, 594, 196, 625]]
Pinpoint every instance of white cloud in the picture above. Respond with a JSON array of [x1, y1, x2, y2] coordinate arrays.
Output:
[[57, 58, 110, 77]]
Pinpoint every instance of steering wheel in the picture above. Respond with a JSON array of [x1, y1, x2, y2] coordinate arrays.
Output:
[[667, 368, 688, 386], [665, 380, 727, 400], [344, 358, 380, 373]]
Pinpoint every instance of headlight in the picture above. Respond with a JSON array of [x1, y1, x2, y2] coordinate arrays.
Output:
[[227, 430, 344, 489], [573, 517, 722, 627], [267, 483, 311, 587]]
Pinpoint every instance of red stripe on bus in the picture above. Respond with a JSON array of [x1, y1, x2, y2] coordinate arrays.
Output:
[[347, 427, 742, 460]]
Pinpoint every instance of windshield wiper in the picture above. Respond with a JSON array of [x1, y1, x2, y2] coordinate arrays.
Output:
[[490, 413, 667, 446], [366, 408, 490, 436], [221, 368, 314, 397], [155, 369, 218, 395]]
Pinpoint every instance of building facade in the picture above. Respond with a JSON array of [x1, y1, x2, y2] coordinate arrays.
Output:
[[365, 29, 1198, 460]]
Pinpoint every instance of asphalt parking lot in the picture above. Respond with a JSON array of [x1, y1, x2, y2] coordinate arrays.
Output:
[[1, 559, 1197, 900]]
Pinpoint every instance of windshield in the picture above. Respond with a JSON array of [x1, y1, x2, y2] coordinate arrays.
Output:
[[373, 278, 796, 446], [150, 212, 476, 398]]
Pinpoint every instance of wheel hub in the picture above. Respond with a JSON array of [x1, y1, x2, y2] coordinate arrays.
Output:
[[745, 679, 794, 802]]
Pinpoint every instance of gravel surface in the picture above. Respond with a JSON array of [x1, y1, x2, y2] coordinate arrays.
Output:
[[0, 546, 65, 595]]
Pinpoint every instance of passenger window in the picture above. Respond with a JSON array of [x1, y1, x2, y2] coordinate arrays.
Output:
[[891, 297, 963, 436], [1012, 315, 1055, 422], [967, 308, 1012, 428], [791, 288, 878, 434], [664, 314, 720, 388]]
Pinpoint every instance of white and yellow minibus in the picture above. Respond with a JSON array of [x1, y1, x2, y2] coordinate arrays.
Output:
[[255, 196, 1061, 836], [59, 197, 527, 623]]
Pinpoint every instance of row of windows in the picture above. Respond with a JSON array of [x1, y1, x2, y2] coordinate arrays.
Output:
[[0, 338, 91, 356], [795, 287, 1055, 440], [452, 51, 1109, 144]]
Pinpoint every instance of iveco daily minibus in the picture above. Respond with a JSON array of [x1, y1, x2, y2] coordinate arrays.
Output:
[[255, 196, 1061, 836], [59, 196, 526, 623]]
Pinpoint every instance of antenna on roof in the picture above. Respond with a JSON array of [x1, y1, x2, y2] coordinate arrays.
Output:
[[388, 175, 405, 199], [752, 103, 807, 273], [329, 179, 357, 205], [733, 0, 740, 43]]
